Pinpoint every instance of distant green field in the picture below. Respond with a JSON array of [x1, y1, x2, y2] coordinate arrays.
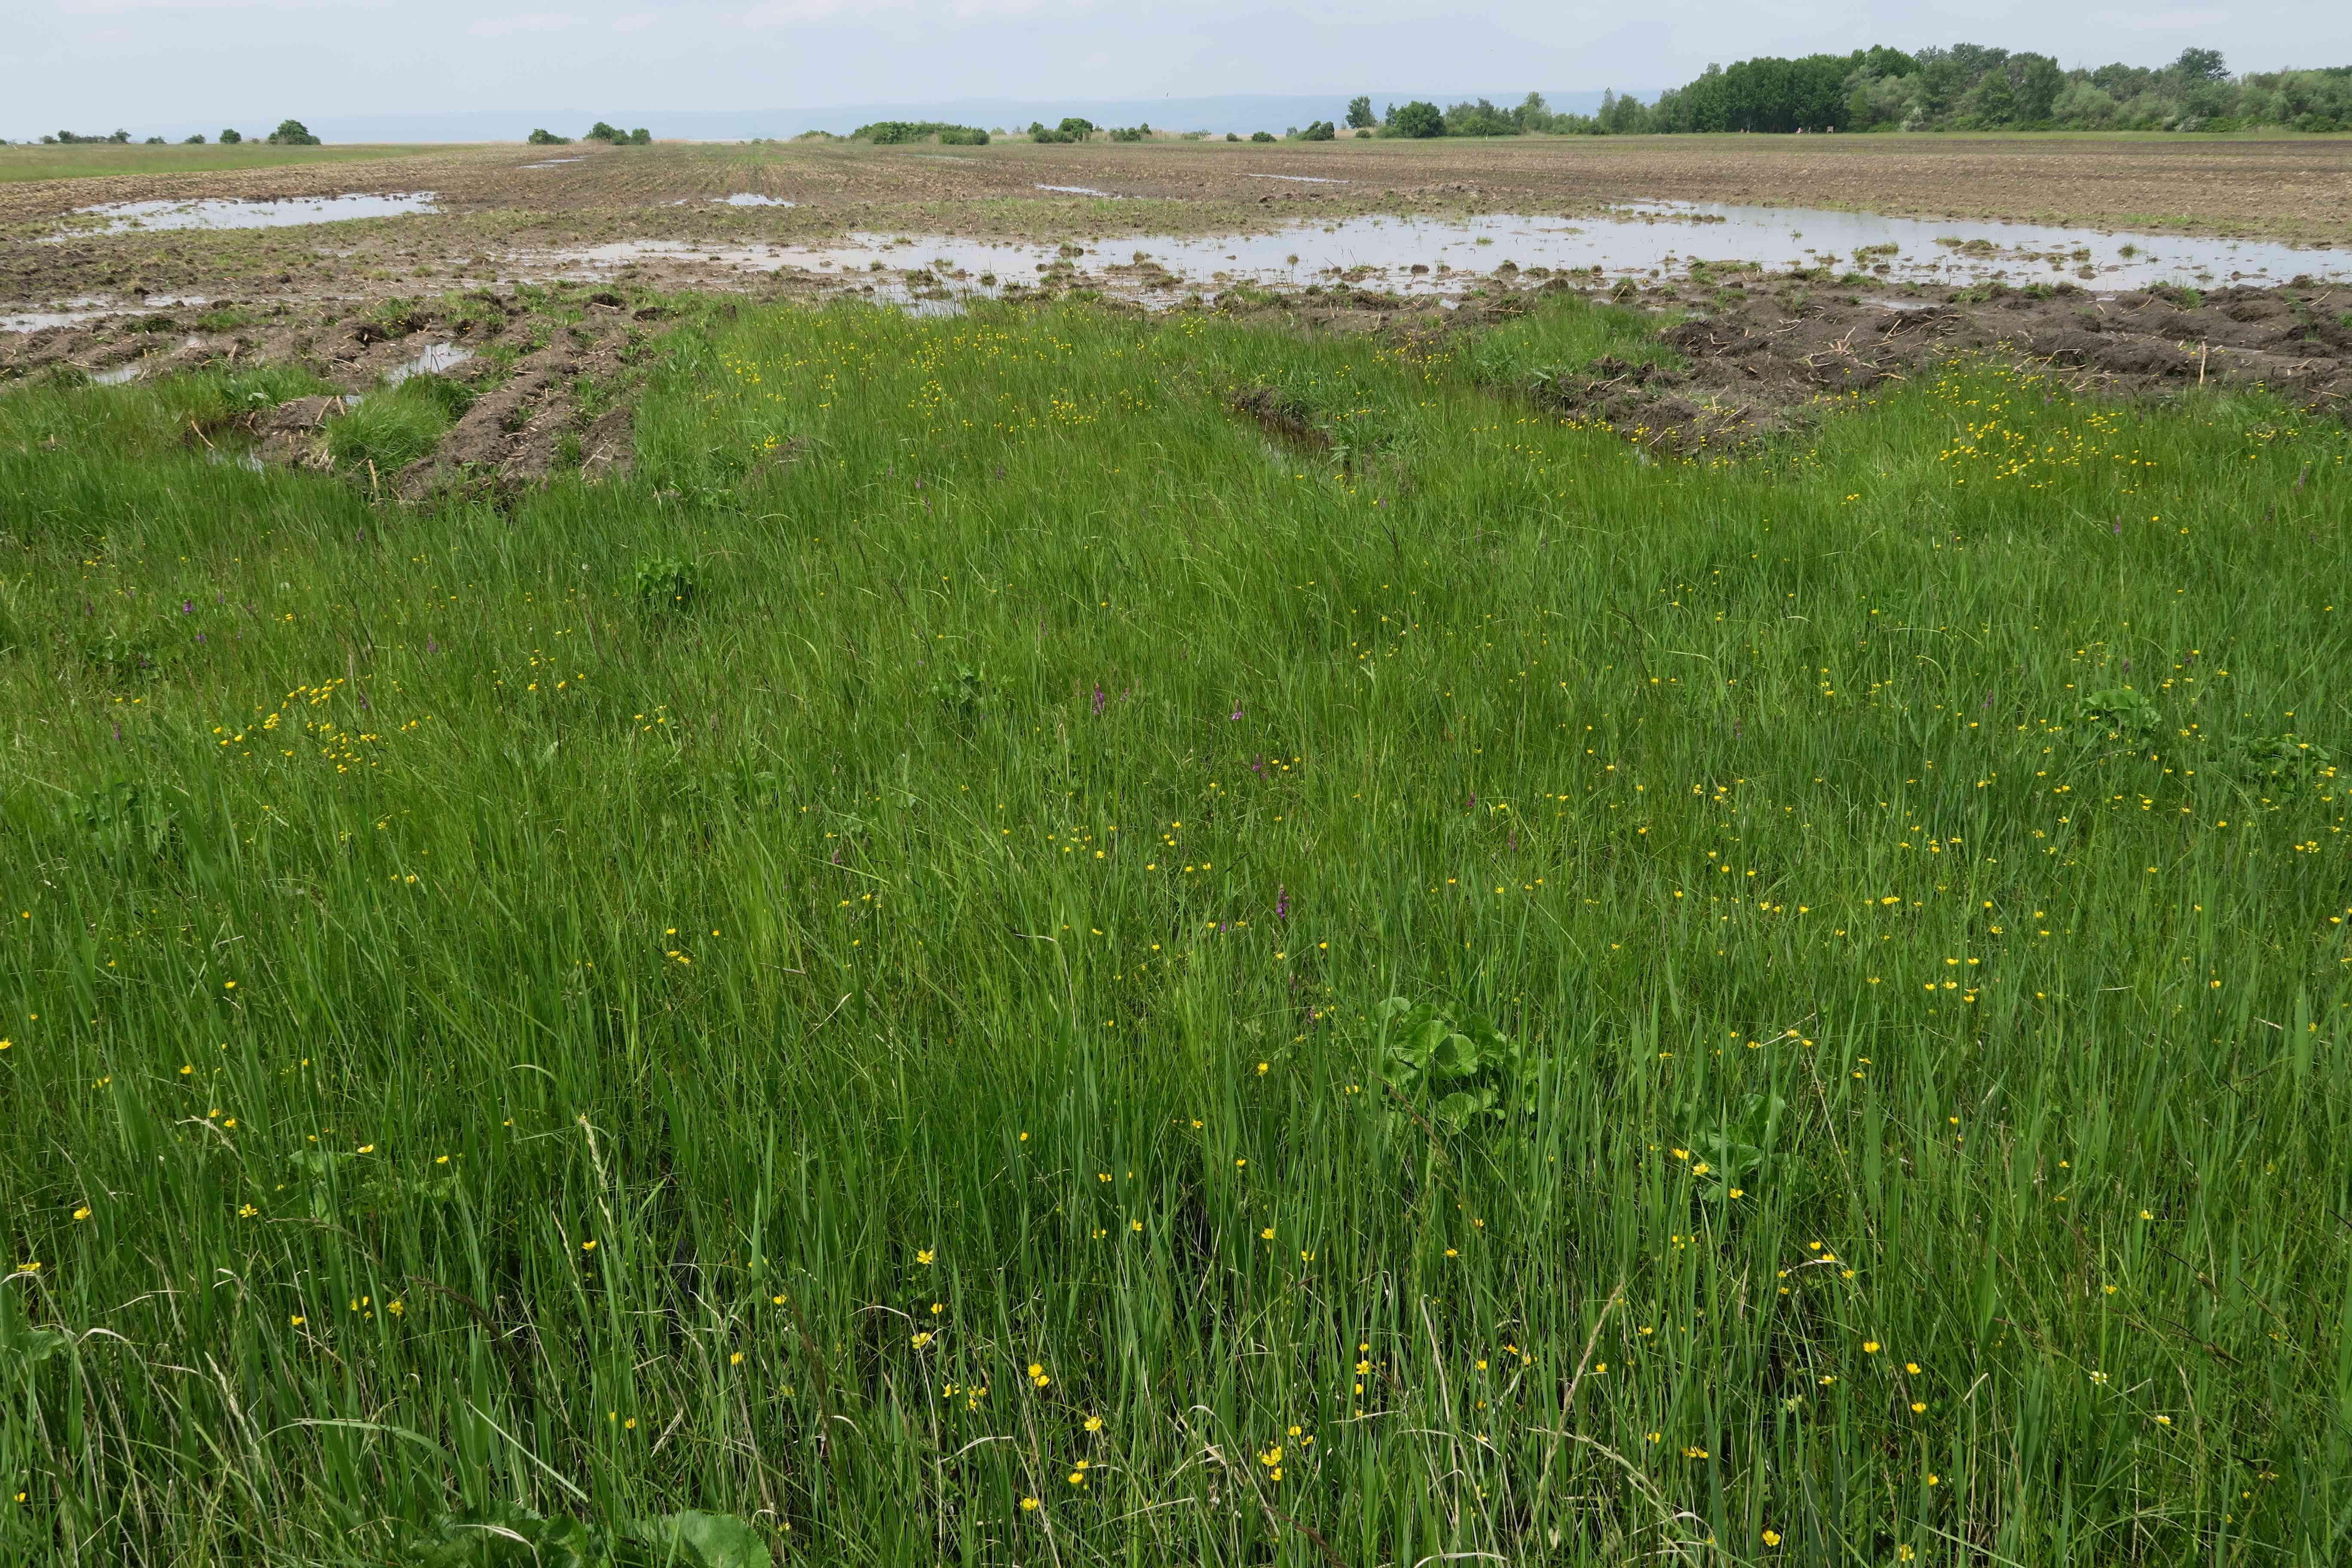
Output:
[[0, 142, 448, 183]]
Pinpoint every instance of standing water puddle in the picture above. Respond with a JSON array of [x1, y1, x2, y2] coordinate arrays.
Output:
[[1035, 184, 1123, 198], [89, 363, 143, 385], [52, 192, 440, 235], [527, 204, 2347, 305], [1240, 173, 1350, 184], [714, 193, 796, 207], [383, 343, 474, 385]]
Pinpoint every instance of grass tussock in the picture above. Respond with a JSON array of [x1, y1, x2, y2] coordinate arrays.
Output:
[[2, 294, 2349, 1565]]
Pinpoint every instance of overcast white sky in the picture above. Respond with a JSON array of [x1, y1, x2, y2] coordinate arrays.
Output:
[[7, 0, 2346, 135]]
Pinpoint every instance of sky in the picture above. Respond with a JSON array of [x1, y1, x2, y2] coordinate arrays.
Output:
[[6, 0, 2346, 140]]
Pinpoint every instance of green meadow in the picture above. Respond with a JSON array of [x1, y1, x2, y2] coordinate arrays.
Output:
[[3, 294, 2349, 1565], [0, 142, 440, 184]]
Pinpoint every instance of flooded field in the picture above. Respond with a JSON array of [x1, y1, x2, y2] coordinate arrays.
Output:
[[51, 191, 441, 235], [516, 204, 2347, 308]]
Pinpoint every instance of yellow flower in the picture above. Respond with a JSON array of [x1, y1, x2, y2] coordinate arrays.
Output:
[[1762, 1530, 1782, 1547], [581, 1239, 597, 1252], [72, 1207, 90, 1222], [1084, 1415, 1103, 1432], [730, 1352, 744, 1366], [1020, 1497, 1039, 1512], [1260, 1227, 1275, 1240], [1862, 1341, 1880, 1354], [1911, 1402, 1926, 1413], [911, 1332, 934, 1349], [916, 1249, 934, 1265], [290, 1315, 305, 1327], [1905, 1362, 1920, 1374]]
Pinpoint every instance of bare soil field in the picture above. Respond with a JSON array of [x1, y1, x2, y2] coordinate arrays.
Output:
[[3, 134, 2345, 319]]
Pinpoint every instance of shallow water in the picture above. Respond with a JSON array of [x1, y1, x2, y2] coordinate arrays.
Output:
[[1240, 173, 1350, 184], [526, 203, 2348, 304], [715, 193, 795, 207], [1035, 184, 1122, 198], [53, 193, 440, 235], [522, 158, 586, 168], [89, 362, 143, 385], [382, 342, 474, 385]]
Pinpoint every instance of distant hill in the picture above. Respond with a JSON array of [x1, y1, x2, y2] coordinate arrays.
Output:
[[195, 93, 1644, 146]]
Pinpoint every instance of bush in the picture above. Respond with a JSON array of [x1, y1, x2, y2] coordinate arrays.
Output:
[[1386, 101, 1445, 138], [1225, 132, 1240, 142], [1299, 120, 1335, 141], [183, 133, 206, 145], [1250, 130, 1275, 143], [857, 121, 988, 145], [585, 121, 626, 143], [1354, 127, 1372, 138], [268, 119, 320, 145], [219, 128, 242, 144], [1108, 124, 1151, 142], [527, 128, 571, 146], [630, 127, 652, 144]]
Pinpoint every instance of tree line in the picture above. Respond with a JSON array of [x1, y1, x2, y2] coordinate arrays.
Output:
[[1353, 49, 2352, 138]]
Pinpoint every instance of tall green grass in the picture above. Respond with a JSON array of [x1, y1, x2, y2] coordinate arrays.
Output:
[[3, 295, 2349, 1566]]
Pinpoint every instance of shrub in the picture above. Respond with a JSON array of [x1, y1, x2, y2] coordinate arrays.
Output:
[[1108, 124, 1150, 142], [858, 121, 988, 145], [268, 119, 320, 145], [1299, 120, 1335, 141], [1386, 101, 1445, 138], [219, 128, 242, 144], [143, 135, 165, 145], [1250, 130, 1275, 143], [630, 128, 652, 144], [183, 133, 206, 144], [585, 122, 626, 143], [527, 128, 571, 146], [1354, 127, 1372, 138], [1225, 132, 1240, 142]]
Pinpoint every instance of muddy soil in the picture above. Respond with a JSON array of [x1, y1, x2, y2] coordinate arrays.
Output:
[[1543, 277, 2352, 451], [0, 280, 684, 497]]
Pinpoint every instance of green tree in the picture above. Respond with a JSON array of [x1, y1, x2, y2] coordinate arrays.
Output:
[[183, 133, 206, 144], [267, 119, 319, 145], [2174, 47, 2228, 83], [2015, 53, 2065, 122], [1344, 95, 1375, 128], [1387, 100, 1444, 138], [1960, 64, 2017, 126], [218, 128, 242, 144]]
